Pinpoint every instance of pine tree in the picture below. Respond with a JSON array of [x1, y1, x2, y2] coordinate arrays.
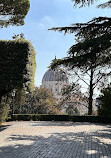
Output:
[[49, 0, 111, 115], [72, 0, 111, 8], [0, 0, 30, 27]]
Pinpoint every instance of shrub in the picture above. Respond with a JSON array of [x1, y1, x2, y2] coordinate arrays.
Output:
[[0, 97, 9, 123], [8, 114, 111, 123], [98, 85, 111, 117], [12, 114, 70, 121]]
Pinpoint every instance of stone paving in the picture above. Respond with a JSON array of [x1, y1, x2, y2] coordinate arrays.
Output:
[[0, 121, 111, 158]]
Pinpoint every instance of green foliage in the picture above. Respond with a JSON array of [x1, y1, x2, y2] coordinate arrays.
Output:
[[0, 39, 36, 101], [12, 33, 25, 40], [99, 85, 111, 116], [71, 116, 111, 123], [0, 0, 30, 27], [50, 33, 111, 71], [31, 87, 58, 114], [66, 105, 80, 116], [13, 87, 59, 115], [14, 88, 26, 105], [0, 97, 9, 123], [0, 39, 36, 123], [58, 83, 87, 115], [12, 114, 70, 121], [49, 31, 111, 115]]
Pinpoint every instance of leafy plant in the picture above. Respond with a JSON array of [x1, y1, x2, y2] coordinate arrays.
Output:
[[98, 85, 111, 116], [0, 96, 9, 123]]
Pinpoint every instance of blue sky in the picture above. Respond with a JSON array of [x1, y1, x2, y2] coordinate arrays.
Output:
[[1, 0, 110, 87]]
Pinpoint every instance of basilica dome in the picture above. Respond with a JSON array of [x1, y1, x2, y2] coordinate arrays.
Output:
[[42, 68, 69, 101], [42, 68, 68, 82]]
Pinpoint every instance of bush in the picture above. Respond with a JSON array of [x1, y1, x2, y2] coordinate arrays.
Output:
[[66, 106, 80, 116], [8, 114, 111, 123], [98, 85, 111, 117], [0, 98, 9, 123], [13, 87, 59, 115], [12, 114, 70, 121]]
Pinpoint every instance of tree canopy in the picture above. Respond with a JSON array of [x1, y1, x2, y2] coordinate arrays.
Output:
[[0, 0, 30, 27], [49, 0, 111, 115], [12, 87, 59, 115], [72, 0, 111, 8]]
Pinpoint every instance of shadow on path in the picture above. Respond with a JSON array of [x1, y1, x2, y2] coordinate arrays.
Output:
[[0, 125, 111, 158], [0, 125, 10, 132], [30, 121, 98, 127]]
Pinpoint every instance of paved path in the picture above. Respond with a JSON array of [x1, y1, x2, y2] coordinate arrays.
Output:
[[0, 121, 111, 158]]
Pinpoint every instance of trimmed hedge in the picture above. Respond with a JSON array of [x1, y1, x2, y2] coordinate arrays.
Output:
[[71, 116, 111, 123], [0, 39, 36, 99], [9, 114, 111, 123], [12, 114, 70, 121], [0, 39, 36, 123]]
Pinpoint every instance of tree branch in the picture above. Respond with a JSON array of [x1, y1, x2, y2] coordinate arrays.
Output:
[[74, 71, 89, 86]]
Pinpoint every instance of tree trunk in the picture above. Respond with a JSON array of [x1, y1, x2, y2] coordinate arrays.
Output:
[[88, 68, 94, 115]]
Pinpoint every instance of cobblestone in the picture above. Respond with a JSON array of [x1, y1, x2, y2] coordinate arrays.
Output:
[[0, 121, 111, 158]]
